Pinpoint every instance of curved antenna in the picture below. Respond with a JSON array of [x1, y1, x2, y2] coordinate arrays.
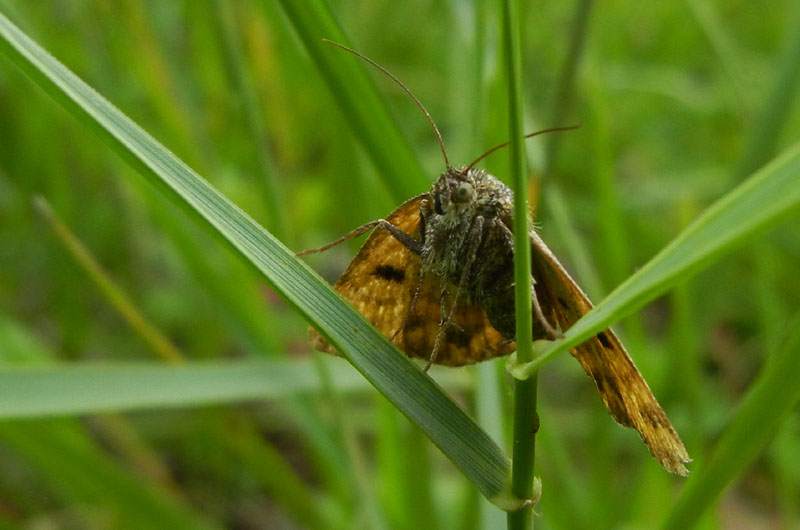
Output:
[[323, 39, 450, 168], [467, 124, 582, 170]]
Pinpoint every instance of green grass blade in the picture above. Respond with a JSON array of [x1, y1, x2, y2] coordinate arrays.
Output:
[[661, 317, 800, 530], [0, 316, 340, 530], [0, 318, 220, 530], [542, 0, 594, 176], [513, 139, 800, 377], [733, 2, 800, 180], [273, 0, 429, 201], [0, 10, 511, 504], [0, 359, 368, 419], [687, 0, 750, 113], [33, 196, 183, 363], [212, 0, 288, 240], [476, 363, 510, 529]]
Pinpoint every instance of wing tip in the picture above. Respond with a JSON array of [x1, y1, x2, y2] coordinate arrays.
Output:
[[656, 444, 692, 476]]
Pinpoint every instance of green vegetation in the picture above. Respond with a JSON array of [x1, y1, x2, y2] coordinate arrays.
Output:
[[1, 1, 799, 529]]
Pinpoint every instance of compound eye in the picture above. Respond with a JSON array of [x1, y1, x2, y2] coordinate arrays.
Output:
[[434, 194, 445, 215], [453, 182, 474, 203]]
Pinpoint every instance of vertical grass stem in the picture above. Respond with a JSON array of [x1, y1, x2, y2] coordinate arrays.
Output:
[[500, 0, 538, 528]]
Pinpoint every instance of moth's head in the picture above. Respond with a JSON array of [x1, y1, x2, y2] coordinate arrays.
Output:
[[431, 167, 479, 216]]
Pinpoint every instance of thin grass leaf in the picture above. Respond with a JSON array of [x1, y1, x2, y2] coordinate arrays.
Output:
[[544, 186, 605, 299], [512, 138, 800, 378], [541, 0, 593, 177], [733, 1, 800, 180], [116, 0, 205, 167], [212, 0, 288, 240], [584, 84, 631, 290], [686, 0, 750, 114], [0, 358, 377, 419], [33, 196, 183, 363], [0, 10, 514, 505], [0, 318, 220, 530], [208, 408, 341, 530], [0, 317, 344, 530], [661, 316, 800, 530], [147, 196, 285, 354], [311, 353, 390, 530], [273, 0, 429, 201], [770, 421, 800, 526]]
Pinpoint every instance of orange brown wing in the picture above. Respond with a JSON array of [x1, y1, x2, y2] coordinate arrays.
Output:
[[400, 270, 515, 366], [310, 194, 513, 366], [529, 230, 690, 475]]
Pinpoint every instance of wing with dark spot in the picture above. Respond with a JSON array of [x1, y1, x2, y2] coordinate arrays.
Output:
[[372, 264, 406, 283], [529, 230, 691, 475], [309, 195, 426, 355], [309, 194, 513, 365]]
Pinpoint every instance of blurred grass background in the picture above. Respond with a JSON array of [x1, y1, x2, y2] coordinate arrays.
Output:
[[1, 1, 800, 529]]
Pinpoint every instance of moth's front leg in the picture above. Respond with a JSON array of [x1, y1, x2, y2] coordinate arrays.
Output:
[[297, 218, 423, 256], [418, 197, 430, 246], [376, 219, 424, 255], [425, 215, 486, 370]]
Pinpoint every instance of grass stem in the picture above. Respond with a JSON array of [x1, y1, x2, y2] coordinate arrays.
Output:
[[500, 0, 538, 527]]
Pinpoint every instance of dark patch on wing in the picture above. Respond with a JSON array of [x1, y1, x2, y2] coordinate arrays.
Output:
[[445, 326, 472, 348], [596, 332, 612, 348], [529, 230, 689, 474], [405, 315, 423, 330], [372, 264, 406, 283], [595, 373, 622, 401]]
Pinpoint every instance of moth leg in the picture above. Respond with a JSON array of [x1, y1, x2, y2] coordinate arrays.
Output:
[[418, 198, 429, 246], [531, 283, 562, 340], [296, 219, 423, 256], [434, 290, 465, 334], [424, 216, 485, 371], [493, 219, 562, 340], [438, 285, 450, 323], [438, 287, 464, 333]]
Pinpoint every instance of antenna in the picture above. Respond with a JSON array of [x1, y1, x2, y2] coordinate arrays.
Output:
[[323, 39, 450, 168], [467, 124, 582, 169]]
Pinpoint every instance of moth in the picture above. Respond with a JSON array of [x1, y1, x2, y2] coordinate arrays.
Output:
[[300, 41, 690, 475]]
